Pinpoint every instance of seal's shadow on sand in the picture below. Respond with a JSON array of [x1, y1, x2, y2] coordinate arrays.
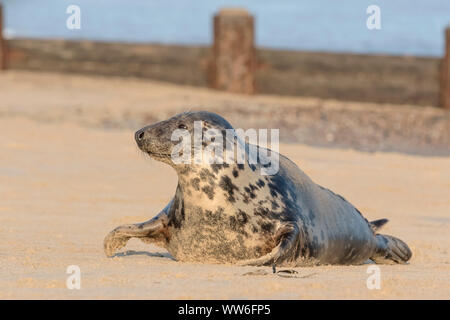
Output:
[[112, 250, 175, 261]]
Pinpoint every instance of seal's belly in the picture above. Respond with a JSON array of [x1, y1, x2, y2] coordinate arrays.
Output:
[[167, 226, 269, 263], [166, 204, 276, 263]]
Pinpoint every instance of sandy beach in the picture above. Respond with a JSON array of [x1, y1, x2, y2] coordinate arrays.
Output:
[[0, 71, 449, 299]]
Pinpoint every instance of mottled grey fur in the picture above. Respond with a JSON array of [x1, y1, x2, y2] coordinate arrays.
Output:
[[104, 111, 412, 266]]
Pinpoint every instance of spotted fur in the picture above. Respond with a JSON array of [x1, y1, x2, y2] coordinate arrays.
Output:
[[104, 111, 412, 266]]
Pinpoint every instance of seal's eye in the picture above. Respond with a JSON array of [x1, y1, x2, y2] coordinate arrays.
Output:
[[178, 123, 187, 130]]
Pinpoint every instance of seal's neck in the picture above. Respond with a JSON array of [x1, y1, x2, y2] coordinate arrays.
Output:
[[175, 162, 264, 201]]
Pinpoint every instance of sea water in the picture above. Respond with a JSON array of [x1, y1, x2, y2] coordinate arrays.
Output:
[[1, 0, 449, 56]]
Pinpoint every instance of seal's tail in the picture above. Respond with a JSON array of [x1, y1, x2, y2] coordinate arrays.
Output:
[[369, 218, 389, 232], [370, 234, 412, 264]]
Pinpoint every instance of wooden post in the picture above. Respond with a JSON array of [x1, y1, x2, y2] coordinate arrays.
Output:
[[0, 4, 6, 70], [441, 27, 450, 110], [210, 8, 255, 94]]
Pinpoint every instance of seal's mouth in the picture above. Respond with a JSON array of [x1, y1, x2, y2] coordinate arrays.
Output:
[[145, 151, 171, 160]]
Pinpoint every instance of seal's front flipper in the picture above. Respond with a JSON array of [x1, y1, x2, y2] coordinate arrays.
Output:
[[237, 223, 301, 267], [103, 215, 168, 257], [370, 234, 412, 264]]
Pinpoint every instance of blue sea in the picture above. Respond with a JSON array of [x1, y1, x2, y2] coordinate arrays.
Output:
[[1, 0, 449, 57]]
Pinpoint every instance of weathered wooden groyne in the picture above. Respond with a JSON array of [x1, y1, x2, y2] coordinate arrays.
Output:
[[0, 6, 447, 108]]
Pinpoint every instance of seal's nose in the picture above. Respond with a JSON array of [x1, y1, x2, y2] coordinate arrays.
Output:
[[135, 129, 145, 145]]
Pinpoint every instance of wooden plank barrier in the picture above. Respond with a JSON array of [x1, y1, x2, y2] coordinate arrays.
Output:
[[441, 27, 450, 110], [210, 8, 256, 94], [0, 4, 7, 70]]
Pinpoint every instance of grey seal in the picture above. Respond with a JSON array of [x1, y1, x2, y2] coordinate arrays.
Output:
[[104, 111, 412, 266]]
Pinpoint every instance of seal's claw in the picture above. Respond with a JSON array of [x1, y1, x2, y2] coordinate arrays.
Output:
[[236, 252, 277, 266], [103, 230, 130, 257]]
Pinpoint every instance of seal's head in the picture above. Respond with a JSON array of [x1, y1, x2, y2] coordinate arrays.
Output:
[[135, 111, 234, 167]]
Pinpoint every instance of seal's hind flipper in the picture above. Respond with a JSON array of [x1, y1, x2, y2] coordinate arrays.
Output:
[[370, 234, 412, 264], [369, 218, 389, 233]]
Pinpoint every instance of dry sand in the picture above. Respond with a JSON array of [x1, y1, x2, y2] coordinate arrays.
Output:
[[0, 71, 449, 299]]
